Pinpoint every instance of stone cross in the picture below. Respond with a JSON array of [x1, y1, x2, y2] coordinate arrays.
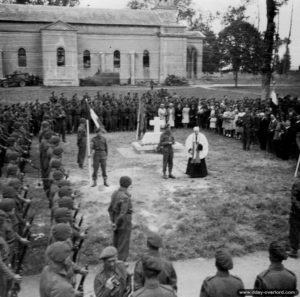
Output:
[[149, 117, 161, 133]]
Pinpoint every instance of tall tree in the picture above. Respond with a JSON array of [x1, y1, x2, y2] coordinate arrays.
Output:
[[127, 0, 195, 23], [0, 0, 79, 5], [218, 20, 263, 87], [261, 0, 289, 100]]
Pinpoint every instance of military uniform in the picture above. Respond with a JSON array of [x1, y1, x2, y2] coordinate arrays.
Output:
[[254, 263, 297, 296], [241, 112, 254, 151], [159, 130, 175, 178], [91, 134, 108, 185], [94, 261, 129, 297], [108, 178, 132, 261], [200, 271, 244, 297], [77, 122, 87, 168], [289, 180, 300, 257], [133, 280, 176, 297], [134, 249, 177, 291]]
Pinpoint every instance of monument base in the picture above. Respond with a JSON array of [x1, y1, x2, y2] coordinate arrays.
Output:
[[132, 141, 185, 153]]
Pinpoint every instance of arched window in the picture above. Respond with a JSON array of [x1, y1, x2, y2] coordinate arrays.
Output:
[[57, 47, 65, 67], [113, 50, 120, 68], [83, 50, 91, 68], [18, 48, 26, 67], [143, 50, 150, 68]]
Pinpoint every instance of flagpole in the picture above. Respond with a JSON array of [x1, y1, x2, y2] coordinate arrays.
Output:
[[295, 153, 300, 178], [136, 96, 141, 140], [86, 119, 92, 184]]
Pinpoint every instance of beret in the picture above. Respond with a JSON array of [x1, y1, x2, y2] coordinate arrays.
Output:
[[58, 196, 74, 210], [58, 180, 71, 188], [53, 207, 72, 224], [147, 232, 163, 249], [6, 152, 19, 161], [41, 121, 49, 127], [52, 170, 64, 181], [50, 159, 62, 169], [46, 242, 72, 263], [99, 246, 118, 260], [80, 118, 86, 124], [2, 186, 18, 199], [142, 255, 162, 272], [6, 137, 16, 144], [215, 249, 233, 270], [50, 136, 60, 145], [53, 147, 64, 156], [6, 164, 19, 176], [0, 199, 16, 212], [8, 178, 22, 189], [51, 223, 72, 242], [269, 241, 287, 261], [120, 176, 132, 188], [58, 186, 72, 198]]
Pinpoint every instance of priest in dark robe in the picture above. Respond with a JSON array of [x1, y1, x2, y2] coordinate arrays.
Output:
[[185, 126, 208, 178]]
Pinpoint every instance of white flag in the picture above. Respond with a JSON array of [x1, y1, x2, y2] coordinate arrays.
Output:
[[271, 90, 278, 105], [89, 107, 100, 129]]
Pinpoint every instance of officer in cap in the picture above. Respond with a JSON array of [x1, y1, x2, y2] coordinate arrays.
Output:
[[254, 241, 297, 294], [77, 118, 87, 169], [90, 127, 109, 187], [134, 232, 177, 291], [133, 255, 177, 297], [94, 246, 130, 297], [200, 249, 244, 297]]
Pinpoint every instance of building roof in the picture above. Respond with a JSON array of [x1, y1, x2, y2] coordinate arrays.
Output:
[[0, 4, 180, 27]]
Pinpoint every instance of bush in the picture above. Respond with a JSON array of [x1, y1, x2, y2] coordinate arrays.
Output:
[[80, 72, 120, 86], [164, 75, 189, 86]]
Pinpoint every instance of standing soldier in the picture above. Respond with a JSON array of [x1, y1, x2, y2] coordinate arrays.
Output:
[[94, 246, 130, 297], [108, 176, 133, 262], [134, 232, 177, 291], [133, 255, 177, 297], [40, 241, 83, 297], [241, 108, 254, 151], [288, 178, 300, 258], [77, 118, 87, 169], [200, 249, 244, 297], [90, 128, 109, 187], [158, 124, 175, 179], [254, 241, 297, 294]]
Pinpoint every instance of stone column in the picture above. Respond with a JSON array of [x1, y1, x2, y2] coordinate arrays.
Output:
[[130, 51, 135, 85], [99, 52, 105, 72], [159, 38, 165, 83], [0, 50, 3, 78]]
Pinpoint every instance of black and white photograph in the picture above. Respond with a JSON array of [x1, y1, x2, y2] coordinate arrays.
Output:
[[0, 0, 300, 296]]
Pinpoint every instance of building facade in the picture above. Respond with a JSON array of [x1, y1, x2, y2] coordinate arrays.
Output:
[[0, 0, 204, 86]]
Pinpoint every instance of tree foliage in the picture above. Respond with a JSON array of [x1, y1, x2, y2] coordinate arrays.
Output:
[[0, 0, 79, 5], [218, 20, 263, 86]]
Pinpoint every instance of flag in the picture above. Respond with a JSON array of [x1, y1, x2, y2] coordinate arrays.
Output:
[[271, 90, 278, 106], [85, 100, 106, 133]]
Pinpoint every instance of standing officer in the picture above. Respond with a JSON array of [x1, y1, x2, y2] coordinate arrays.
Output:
[[200, 249, 244, 297], [94, 246, 130, 297], [77, 118, 86, 169], [288, 178, 300, 258], [133, 255, 177, 297], [254, 241, 297, 295], [108, 176, 133, 262], [241, 108, 254, 151], [158, 124, 175, 179], [90, 128, 108, 187], [134, 232, 177, 291]]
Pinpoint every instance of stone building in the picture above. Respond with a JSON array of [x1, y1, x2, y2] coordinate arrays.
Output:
[[0, 0, 204, 86]]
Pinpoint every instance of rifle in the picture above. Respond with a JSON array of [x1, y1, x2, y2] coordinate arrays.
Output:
[[77, 265, 88, 293], [9, 232, 31, 297], [22, 196, 32, 220], [72, 228, 88, 263], [22, 216, 34, 238], [73, 203, 81, 221]]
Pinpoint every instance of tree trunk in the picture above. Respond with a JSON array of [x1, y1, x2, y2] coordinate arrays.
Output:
[[261, 0, 277, 101], [234, 71, 238, 88]]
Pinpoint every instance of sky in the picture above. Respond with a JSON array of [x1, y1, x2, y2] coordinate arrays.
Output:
[[79, 0, 300, 70]]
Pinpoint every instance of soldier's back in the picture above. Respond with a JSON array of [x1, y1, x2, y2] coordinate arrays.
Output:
[[201, 273, 244, 297], [133, 283, 176, 297]]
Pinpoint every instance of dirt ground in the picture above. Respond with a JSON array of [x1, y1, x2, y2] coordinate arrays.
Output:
[[22, 126, 297, 275]]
